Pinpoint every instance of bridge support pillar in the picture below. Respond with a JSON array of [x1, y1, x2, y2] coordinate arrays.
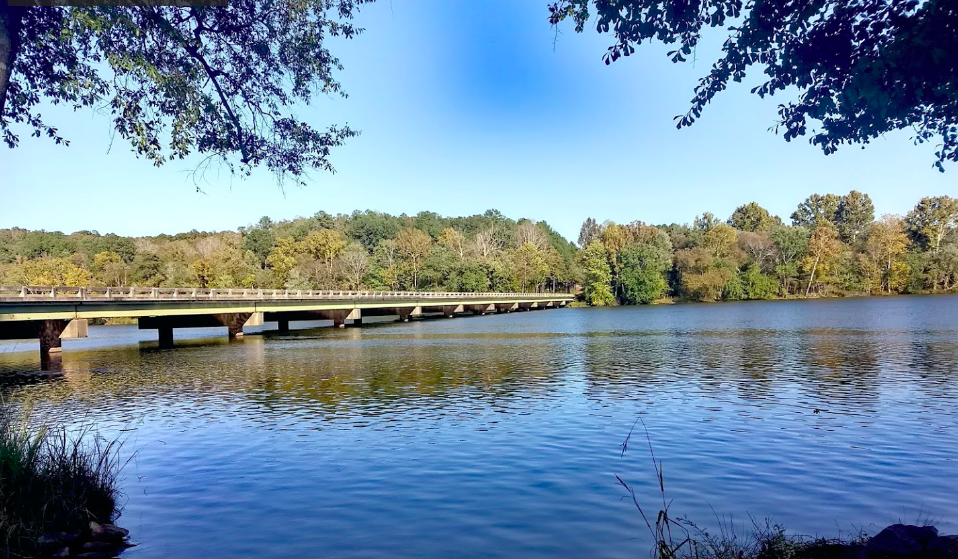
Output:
[[214, 313, 253, 339], [277, 319, 290, 333], [158, 327, 174, 348], [495, 303, 517, 314], [395, 307, 418, 322], [39, 320, 68, 357], [442, 305, 463, 318]]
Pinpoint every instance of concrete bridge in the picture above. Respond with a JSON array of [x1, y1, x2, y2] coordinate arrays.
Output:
[[0, 286, 574, 359]]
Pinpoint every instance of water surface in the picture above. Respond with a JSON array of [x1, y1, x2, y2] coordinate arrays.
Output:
[[1, 296, 956, 558]]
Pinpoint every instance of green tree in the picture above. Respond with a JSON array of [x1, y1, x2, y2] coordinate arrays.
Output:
[[739, 264, 778, 300], [2, 2, 370, 182], [835, 191, 875, 244], [906, 196, 958, 253], [510, 242, 548, 293], [131, 252, 165, 287], [729, 202, 777, 233], [791, 194, 841, 228], [770, 226, 809, 296], [550, 0, 958, 169], [242, 225, 275, 269], [617, 234, 672, 304], [580, 240, 614, 306]]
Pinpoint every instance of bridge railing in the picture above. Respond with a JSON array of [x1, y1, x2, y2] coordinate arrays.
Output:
[[0, 286, 574, 302]]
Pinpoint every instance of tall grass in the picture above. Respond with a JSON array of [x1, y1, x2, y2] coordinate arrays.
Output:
[[0, 405, 122, 558], [618, 420, 865, 559]]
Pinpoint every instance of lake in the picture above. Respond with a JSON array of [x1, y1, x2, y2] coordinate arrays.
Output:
[[1, 296, 956, 558]]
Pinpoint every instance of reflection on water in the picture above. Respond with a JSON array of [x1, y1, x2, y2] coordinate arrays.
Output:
[[1, 297, 957, 559]]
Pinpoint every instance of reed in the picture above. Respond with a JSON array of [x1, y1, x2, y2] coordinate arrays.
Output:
[[0, 405, 123, 558]]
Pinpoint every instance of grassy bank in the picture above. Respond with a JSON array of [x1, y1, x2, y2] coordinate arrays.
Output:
[[0, 406, 122, 558]]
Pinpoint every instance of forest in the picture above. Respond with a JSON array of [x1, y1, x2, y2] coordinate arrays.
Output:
[[0, 193, 956, 305]]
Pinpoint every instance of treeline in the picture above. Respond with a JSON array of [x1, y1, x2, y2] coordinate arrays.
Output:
[[578, 193, 958, 305], [0, 210, 578, 293], [2, 193, 956, 303]]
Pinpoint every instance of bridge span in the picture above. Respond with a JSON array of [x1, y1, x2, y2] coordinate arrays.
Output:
[[0, 286, 574, 359]]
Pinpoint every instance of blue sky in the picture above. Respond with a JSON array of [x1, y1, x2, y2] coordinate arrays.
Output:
[[1, 0, 954, 242]]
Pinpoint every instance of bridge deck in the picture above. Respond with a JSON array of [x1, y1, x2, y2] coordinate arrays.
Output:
[[0, 286, 575, 359]]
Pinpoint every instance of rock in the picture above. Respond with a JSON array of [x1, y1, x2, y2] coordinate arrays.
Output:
[[89, 521, 130, 541], [84, 541, 121, 551], [865, 524, 939, 557], [38, 531, 82, 548], [928, 535, 958, 558], [51, 547, 71, 558]]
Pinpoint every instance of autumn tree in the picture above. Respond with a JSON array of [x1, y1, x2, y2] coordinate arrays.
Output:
[[865, 215, 911, 294], [802, 223, 842, 296], [301, 229, 346, 277], [438, 228, 466, 260], [395, 228, 432, 289]]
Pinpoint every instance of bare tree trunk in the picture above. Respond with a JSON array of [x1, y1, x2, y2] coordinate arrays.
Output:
[[0, 5, 24, 119], [805, 255, 820, 297]]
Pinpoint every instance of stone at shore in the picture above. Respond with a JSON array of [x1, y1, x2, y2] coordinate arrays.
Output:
[[928, 535, 958, 558], [865, 524, 939, 557], [83, 540, 122, 551], [89, 521, 130, 541], [38, 531, 82, 548]]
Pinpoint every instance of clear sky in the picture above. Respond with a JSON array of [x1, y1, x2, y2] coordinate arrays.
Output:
[[0, 0, 954, 243]]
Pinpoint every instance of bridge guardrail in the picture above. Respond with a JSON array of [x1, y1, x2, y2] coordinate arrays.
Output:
[[0, 286, 574, 302]]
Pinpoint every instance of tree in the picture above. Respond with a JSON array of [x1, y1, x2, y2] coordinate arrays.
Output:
[[577, 217, 601, 249], [550, 0, 958, 170], [865, 215, 910, 294], [265, 236, 300, 287], [579, 240, 614, 306], [1, 2, 371, 183], [437, 228, 466, 260], [802, 223, 842, 296], [395, 227, 432, 289], [242, 225, 275, 269], [791, 194, 841, 228], [337, 243, 368, 290], [906, 196, 958, 253], [511, 243, 548, 293], [836, 191, 875, 244], [301, 229, 346, 276], [770, 226, 808, 295], [729, 202, 777, 233], [91, 251, 128, 287], [675, 247, 732, 302], [617, 232, 672, 304]]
